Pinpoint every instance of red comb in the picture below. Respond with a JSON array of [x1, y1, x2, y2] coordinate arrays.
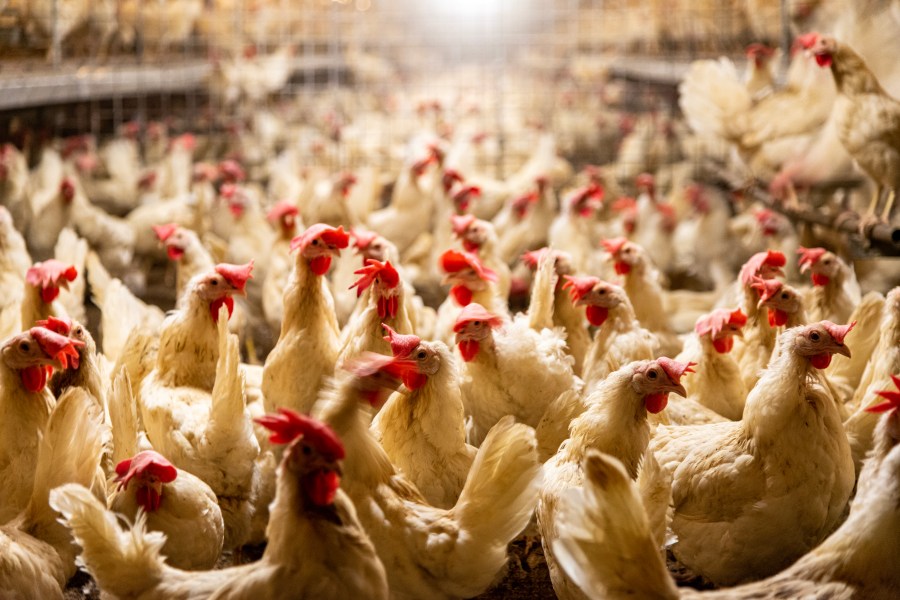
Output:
[[382, 324, 421, 359], [453, 184, 481, 204], [739, 250, 786, 285], [114, 450, 177, 491], [452, 303, 503, 333], [750, 275, 783, 303], [510, 192, 539, 219], [451, 214, 477, 237], [601, 237, 629, 255], [562, 275, 600, 303], [26, 261, 78, 302], [350, 259, 400, 297], [821, 320, 855, 345], [254, 408, 345, 461], [35, 315, 73, 335], [290, 224, 351, 253], [866, 374, 900, 414], [796, 32, 819, 50], [152, 223, 179, 242], [439, 249, 498, 282], [522, 247, 551, 270], [442, 169, 464, 193], [695, 308, 746, 338], [797, 246, 827, 267], [351, 228, 379, 250], [657, 357, 696, 383], [218, 159, 246, 183], [29, 326, 83, 369], [266, 200, 299, 224], [215, 261, 254, 292]]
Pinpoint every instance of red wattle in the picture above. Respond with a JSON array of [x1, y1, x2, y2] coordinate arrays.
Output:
[[810, 353, 832, 369], [167, 246, 185, 261], [815, 53, 833, 68], [585, 305, 609, 327], [463, 240, 480, 252], [309, 256, 333, 275], [209, 296, 235, 322], [459, 340, 480, 362], [41, 286, 60, 304], [713, 337, 735, 354], [306, 470, 340, 507], [811, 273, 830, 286], [136, 486, 162, 512], [644, 393, 669, 414], [614, 261, 631, 275], [768, 308, 789, 327], [451, 285, 473, 306], [577, 204, 593, 217], [21, 365, 48, 392], [403, 371, 428, 390], [377, 295, 398, 319]]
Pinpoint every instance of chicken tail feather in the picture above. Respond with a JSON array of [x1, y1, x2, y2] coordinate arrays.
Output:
[[51, 483, 167, 597], [552, 450, 679, 600], [450, 416, 542, 588], [527, 249, 557, 332]]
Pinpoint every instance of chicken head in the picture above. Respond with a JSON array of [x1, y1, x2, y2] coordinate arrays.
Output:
[[451, 215, 493, 253], [738, 250, 787, 286], [453, 303, 503, 362], [382, 325, 440, 390], [266, 200, 300, 238], [194, 261, 254, 322], [452, 184, 481, 215], [152, 223, 192, 261], [630, 358, 693, 414], [439, 249, 498, 306], [351, 228, 393, 264], [791, 320, 855, 369], [798, 246, 839, 286], [695, 308, 747, 354], [2, 327, 83, 392], [256, 408, 345, 507], [114, 450, 178, 512], [797, 32, 837, 68], [25, 259, 78, 305], [350, 259, 401, 318], [752, 277, 803, 327], [291, 223, 350, 275], [563, 275, 623, 326], [601, 237, 642, 275]]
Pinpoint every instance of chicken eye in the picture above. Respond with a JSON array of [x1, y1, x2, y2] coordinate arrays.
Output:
[[19, 342, 30, 352], [211, 279, 218, 286], [781, 292, 789, 299], [648, 369, 658, 379], [75, 327, 83, 335], [473, 321, 481, 326], [312, 238, 320, 246], [416, 350, 427, 360], [598, 288, 606, 294], [810, 332, 821, 342], [301, 445, 312, 455]]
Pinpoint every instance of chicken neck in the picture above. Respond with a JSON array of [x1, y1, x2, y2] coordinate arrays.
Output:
[[279, 256, 339, 341], [562, 369, 650, 479], [154, 292, 220, 389], [20, 284, 52, 333], [831, 44, 887, 97]]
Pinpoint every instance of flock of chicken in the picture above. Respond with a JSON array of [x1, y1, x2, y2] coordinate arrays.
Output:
[[3, 18, 900, 600]]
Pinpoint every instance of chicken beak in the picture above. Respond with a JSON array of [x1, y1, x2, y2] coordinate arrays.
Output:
[[668, 382, 687, 398], [327, 245, 342, 258], [832, 344, 851, 358], [799, 262, 811, 274]]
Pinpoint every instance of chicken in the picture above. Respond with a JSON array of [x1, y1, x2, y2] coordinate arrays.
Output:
[[109, 451, 225, 571], [117, 0, 202, 56], [801, 33, 900, 224], [0, 144, 31, 231], [261, 200, 302, 333], [552, 397, 900, 599], [338, 259, 414, 366], [522, 248, 591, 375], [0, 326, 82, 522], [744, 43, 777, 100], [152, 223, 215, 303], [631, 173, 677, 276], [0, 389, 102, 599], [674, 308, 748, 421], [51, 410, 388, 600], [455, 302, 577, 446], [798, 246, 858, 324], [449, 214, 512, 300], [826, 290, 887, 404], [600, 238, 680, 356], [368, 150, 438, 256], [538, 358, 691, 600], [564, 275, 657, 391], [139, 263, 259, 549], [262, 224, 349, 415], [844, 288, 900, 472], [547, 184, 605, 274], [0, 208, 30, 340], [302, 171, 359, 228], [433, 249, 506, 344], [370, 328, 475, 508], [494, 175, 557, 264], [315, 353, 542, 600], [670, 183, 733, 292], [650, 321, 856, 585]]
